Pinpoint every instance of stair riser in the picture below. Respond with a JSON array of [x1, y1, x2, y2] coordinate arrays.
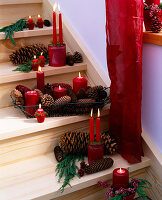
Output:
[[0, 115, 109, 167], [0, 70, 86, 109], [0, 3, 42, 27]]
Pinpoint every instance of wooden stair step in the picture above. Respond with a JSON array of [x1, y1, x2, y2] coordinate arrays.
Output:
[[0, 0, 42, 6], [0, 152, 150, 200]]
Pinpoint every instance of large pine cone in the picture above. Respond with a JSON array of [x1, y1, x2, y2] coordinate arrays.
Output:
[[59, 131, 89, 154], [73, 51, 83, 63], [85, 158, 114, 174], [67, 88, 77, 102], [54, 96, 71, 105], [10, 44, 48, 65], [34, 89, 43, 99], [41, 94, 54, 107]]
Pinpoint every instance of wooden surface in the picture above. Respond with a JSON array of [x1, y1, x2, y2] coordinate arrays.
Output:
[[143, 31, 162, 46], [0, 0, 42, 5]]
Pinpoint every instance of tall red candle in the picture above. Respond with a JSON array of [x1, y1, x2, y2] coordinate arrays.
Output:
[[25, 91, 39, 117], [73, 72, 88, 94], [113, 168, 129, 191], [58, 4, 63, 45], [53, 3, 57, 46], [53, 85, 67, 100], [90, 109, 94, 143], [37, 66, 45, 93], [96, 108, 101, 143]]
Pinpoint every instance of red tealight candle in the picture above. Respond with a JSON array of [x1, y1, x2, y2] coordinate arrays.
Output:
[[25, 91, 39, 117], [53, 85, 67, 100], [37, 14, 42, 22], [37, 66, 45, 93], [39, 52, 45, 67], [73, 72, 88, 94], [32, 55, 38, 63], [90, 108, 94, 143], [36, 104, 46, 123], [28, 16, 33, 23], [53, 3, 57, 46], [113, 168, 129, 191], [37, 104, 44, 114], [58, 3, 63, 45], [96, 108, 101, 143]]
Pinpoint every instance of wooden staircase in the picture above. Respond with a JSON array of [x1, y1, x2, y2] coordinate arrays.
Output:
[[0, 0, 151, 199]]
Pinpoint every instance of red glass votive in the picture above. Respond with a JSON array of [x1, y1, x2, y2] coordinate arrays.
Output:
[[27, 22, 35, 30], [37, 21, 44, 28], [113, 168, 129, 191], [36, 114, 46, 123], [25, 91, 39, 117], [53, 86, 67, 100], [88, 143, 104, 164], [31, 61, 40, 71], [39, 56, 46, 67], [48, 45, 66, 67]]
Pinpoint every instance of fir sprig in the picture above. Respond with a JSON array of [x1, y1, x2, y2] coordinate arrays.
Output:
[[0, 19, 28, 46], [56, 154, 84, 192]]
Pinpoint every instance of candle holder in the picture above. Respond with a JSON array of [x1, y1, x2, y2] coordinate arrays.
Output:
[[31, 61, 40, 71], [35, 113, 46, 123], [27, 22, 35, 30], [37, 21, 44, 28], [88, 143, 104, 164], [48, 44, 66, 67]]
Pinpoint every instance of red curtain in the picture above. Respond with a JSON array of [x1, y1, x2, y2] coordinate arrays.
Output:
[[105, 0, 144, 163]]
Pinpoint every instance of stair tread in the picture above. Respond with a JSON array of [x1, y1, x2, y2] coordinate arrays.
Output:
[[0, 26, 55, 40], [0, 152, 150, 200], [0, 0, 42, 5], [0, 62, 87, 84], [0, 105, 110, 141]]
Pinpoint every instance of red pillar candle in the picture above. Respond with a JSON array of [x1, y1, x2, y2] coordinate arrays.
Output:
[[37, 66, 45, 93], [90, 108, 94, 143], [39, 52, 45, 67], [58, 4, 63, 45], [73, 72, 88, 94], [25, 91, 39, 117], [37, 14, 42, 22], [53, 3, 57, 46], [113, 168, 129, 191], [96, 108, 101, 143], [53, 85, 67, 100]]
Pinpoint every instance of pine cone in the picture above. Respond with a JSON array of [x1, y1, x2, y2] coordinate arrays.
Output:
[[44, 19, 51, 27], [67, 88, 77, 102], [9, 44, 48, 65], [34, 89, 43, 99], [54, 146, 63, 163], [44, 83, 53, 96], [16, 85, 31, 96], [15, 98, 25, 107], [77, 88, 87, 99], [151, 17, 161, 33], [86, 85, 104, 100], [85, 158, 114, 174], [54, 96, 71, 105], [11, 89, 23, 99], [52, 83, 72, 90], [73, 51, 83, 63], [41, 94, 54, 107], [101, 131, 118, 155], [59, 131, 89, 154], [66, 52, 74, 66], [78, 168, 85, 177]]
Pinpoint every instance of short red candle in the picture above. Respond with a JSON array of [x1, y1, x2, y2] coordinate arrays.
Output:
[[90, 109, 94, 143], [113, 168, 129, 191], [39, 53, 45, 67], [73, 72, 88, 94], [53, 85, 67, 100], [28, 16, 33, 23], [37, 14, 42, 22], [32, 55, 38, 63], [96, 108, 101, 143], [37, 66, 45, 93], [58, 4, 63, 45], [25, 91, 39, 117], [37, 104, 44, 114], [53, 3, 57, 46]]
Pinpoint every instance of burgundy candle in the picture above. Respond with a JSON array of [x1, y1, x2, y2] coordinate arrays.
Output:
[[113, 168, 129, 191], [37, 66, 45, 93], [73, 72, 88, 94], [53, 85, 67, 100], [90, 108, 94, 143], [25, 91, 39, 117], [53, 3, 57, 46], [96, 108, 101, 143]]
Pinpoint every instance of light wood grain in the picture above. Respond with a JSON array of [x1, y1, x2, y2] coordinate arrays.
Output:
[[0, 0, 42, 5], [143, 31, 162, 46]]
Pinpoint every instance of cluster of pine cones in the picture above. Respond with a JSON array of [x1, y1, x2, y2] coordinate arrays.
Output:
[[66, 51, 83, 66]]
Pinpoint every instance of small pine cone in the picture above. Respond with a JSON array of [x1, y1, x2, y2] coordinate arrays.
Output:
[[16, 85, 31, 96], [66, 52, 74, 66], [86, 85, 103, 100], [52, 83, 72, 90], [11, 89, 23, 99], [54, 146, 63, 163], [77, 88, 87, 99], [98, 90, 107, 100], [73, 51, 83, 63], [151, 17, 161, 33], [34, 89, 43, 99], [41, 94, 54, 107], [85, 158, 114, 174], [78, 168, 85, 177], [44, 83, 53, 96], [54, 96, 71, 105], [67, 88, 77, 102]]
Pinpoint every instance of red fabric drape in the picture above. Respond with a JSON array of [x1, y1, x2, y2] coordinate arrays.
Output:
[[105, 0, 144, 163]]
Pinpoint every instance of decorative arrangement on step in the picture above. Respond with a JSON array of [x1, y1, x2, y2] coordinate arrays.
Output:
[[0, 18, 51, 46], [144, 1, 162, 32], [9, 43, 83, 72], [98, 168, 152, 200], [10, 73, 110, 118], [54, 130, 118, 192]]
